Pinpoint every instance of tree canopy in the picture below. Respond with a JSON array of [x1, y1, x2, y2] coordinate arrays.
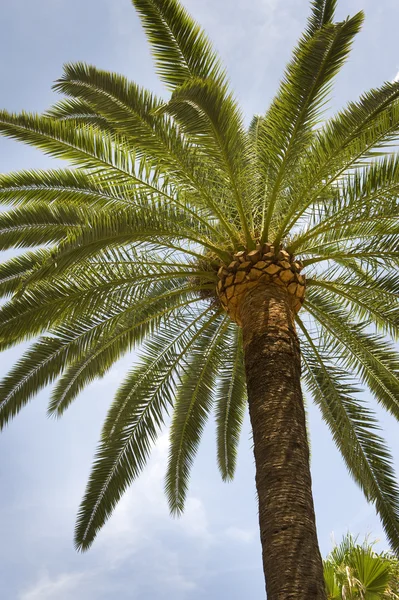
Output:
[[0, 0, 399, 556]]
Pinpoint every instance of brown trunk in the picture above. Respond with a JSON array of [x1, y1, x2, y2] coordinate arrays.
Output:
[[240, 282, 326, 600]]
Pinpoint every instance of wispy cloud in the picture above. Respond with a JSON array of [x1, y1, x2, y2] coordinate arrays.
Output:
[[19, 571, 86, 600], [393, 71, 399, 82], [16, 431, 210, 599], [97, 433, 212, 558], [224, 526, 256, 544]]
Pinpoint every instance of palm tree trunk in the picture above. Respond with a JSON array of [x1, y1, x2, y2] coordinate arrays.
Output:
[[240, 283, 326, 600]]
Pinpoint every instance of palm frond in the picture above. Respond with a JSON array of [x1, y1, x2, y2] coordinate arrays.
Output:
[[0, 168, 133, 209], [307, 274, 399, 338], [131, 0, 226, 90], [279, 81, 399, 237], [160, 77, 252, 243], [306, 0, 337, 35], [290, 154, 399, 252], [0, 281, 201, 427], [0, 203, 89, 250], [0, 248, 53, 298], [0, 333, 82, 430], [215, 326, 247, 480], [260, 12, 364, 241], [0, 111, 169, 194], [324, 533, 398, 598], [0, 260, 198, 347], [48, 295, 207, 416], [305, 288, 399, 420], [50, 63, 239, 241], [165, 313, 229, 514], [298, 316, 399, 554], [45, 97, 111, 129], [74, 305, 219, 550], [43, 215, 222, 281]]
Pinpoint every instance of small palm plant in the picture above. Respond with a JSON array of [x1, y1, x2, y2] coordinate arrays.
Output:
[[1, 0, 399, 597], [324, 534, 399, 599]]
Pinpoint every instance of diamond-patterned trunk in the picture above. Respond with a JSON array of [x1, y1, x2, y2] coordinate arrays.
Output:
[[216, 243, 305, 326]]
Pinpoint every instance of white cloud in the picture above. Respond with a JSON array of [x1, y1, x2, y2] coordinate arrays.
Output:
[[394, 71, 399, 82], [164, 572, 196, 592], [19, 571, 86, 600], [17, 430, 211, 600], [154, 549, 197, 593], [92, 430, 212, 589], [99, 432, 211, 549], [224, 526, 256, 544], [177, 496, 212, 542]]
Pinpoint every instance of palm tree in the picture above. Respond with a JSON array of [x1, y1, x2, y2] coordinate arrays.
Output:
[[1, 0, 399, 597], [324, 534, 399, 599]]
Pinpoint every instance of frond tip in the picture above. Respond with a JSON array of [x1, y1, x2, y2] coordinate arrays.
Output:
[[130, 0, 226, 90]]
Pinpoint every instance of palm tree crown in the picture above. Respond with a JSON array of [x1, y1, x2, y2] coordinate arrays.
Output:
[[1, 0, 399, 565]]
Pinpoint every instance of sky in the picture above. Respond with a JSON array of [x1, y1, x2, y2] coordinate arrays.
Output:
[[1, 0, 399, 598]]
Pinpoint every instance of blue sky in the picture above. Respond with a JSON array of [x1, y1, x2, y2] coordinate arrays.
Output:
[[1, 1, 399, 598]]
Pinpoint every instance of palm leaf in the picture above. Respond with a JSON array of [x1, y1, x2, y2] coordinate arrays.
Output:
[[260, 12, 364, 241], [298, 317, 399, 554], [0, 281, 200, 427], [74, 305, 219, 550], [305, 288, 399, 420], [215, 326, 247, 480], [165, 313, 229, 514], [131, 0, 225, 89], [306, 0, 337, 35]]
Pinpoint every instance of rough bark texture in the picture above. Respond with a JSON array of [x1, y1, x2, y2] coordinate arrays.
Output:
[[240, 283, 326, 600]]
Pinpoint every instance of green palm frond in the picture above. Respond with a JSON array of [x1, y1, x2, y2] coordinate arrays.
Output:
[[0, 261, 197, 347], [290, 154, 399, 252], [324, 533, 399, 599], [75, 305, 219, 550], [305, 288, 399, 420], [307, 274, 399, 338], [131, 0, 226, 89], [52, 65, 206, 181], [0, 203, 90, 249], [45, 97, 111, 129], [0, 334, 78, 429], [215, 326, 246, 481], [260, 12, 364, 241], [160, 77, 252, 243], [0, 169, 133, 209], [279, 81, 399, 239], [0, 248, 53, 297], [165, 312, 229, 514], [299, 319, 399, 554], [0, 111, 170, 193], [48, 293, 205, 416], [49, 63, 240, 241], [306, 0, 337, 35], [0, 281, 200, 427]]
